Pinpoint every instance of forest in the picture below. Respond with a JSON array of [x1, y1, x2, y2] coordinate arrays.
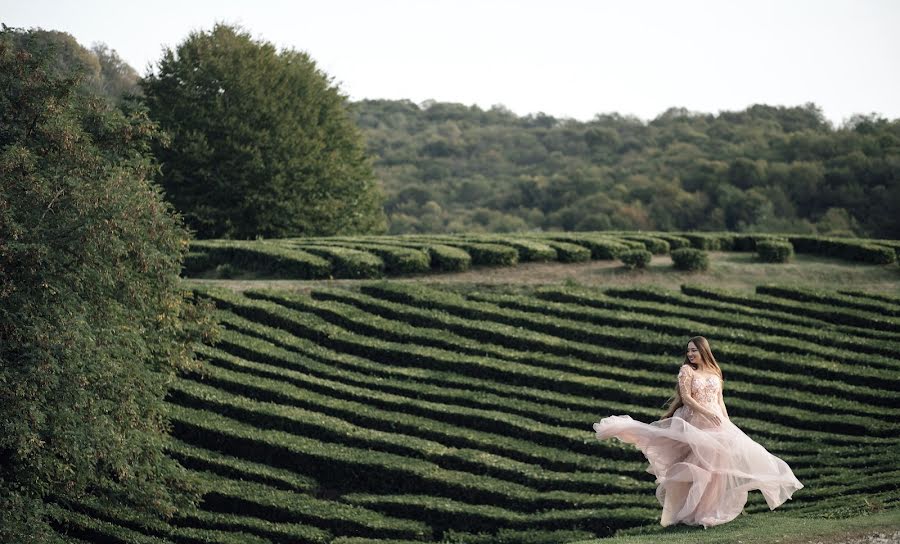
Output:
[[353, 99, 900, 238]]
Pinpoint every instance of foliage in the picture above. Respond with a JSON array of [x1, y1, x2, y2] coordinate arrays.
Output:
[[0, 25, 140, 104], [0, 26, 218, 542], [140, 23, 387, 239], [671, 248, 710, 271], [619, 249, 653, 270], [757, 239, 795, 263], [351, 99, 900, 238]]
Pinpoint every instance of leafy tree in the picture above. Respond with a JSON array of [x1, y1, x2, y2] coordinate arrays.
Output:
[[90, 42, 142, 102], [141, 23, 387, 239], [0, 26, 217, 542], [1, 26, 136, 104]]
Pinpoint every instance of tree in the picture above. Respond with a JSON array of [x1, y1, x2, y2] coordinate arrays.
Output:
[[1, 27, 137, 104], [90, 42, 142, 102], [140, 23, 387, 239], [0, 26, 217, 542]]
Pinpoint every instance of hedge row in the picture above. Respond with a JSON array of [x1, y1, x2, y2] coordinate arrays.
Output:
[[305, 286, 900, 426], [337, 493, 658, 537], [176, 351, 651, 491], [209, 307, 672, 465], [787, 235, 897, 265], [838, 289, 900, 306], [756, 285, 900, 318], [285, 244, 386, 278], [284, 240, 431, 275], [682, 284, 900, 333], [169, 404, 435, 540], [218, 306, 875, 464], [186, 240, 331, 279], [584, 285, 900, 360], [463, 290, 900, 415], [346, 284, 900, 405], [168, 392, 648, 517], [165, 437, 319, 493], [199, 288, 859, 452], [239, 286, 900, 444]]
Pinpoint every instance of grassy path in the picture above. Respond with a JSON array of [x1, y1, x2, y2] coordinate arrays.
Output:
[[579, 508, 900, 544], [184, 251, 900, 295]]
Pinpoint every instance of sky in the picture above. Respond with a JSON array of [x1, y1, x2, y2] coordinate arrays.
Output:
[[2, 0, 899, 126]]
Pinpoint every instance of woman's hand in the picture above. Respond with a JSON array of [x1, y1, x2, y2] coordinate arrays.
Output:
[[703, 410, 722, 426]]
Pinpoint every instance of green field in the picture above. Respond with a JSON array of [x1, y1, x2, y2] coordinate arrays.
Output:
[[49, 233, 900, 543]]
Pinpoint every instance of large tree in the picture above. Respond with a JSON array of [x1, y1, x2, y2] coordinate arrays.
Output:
[[0, 26, 217, 542], [140, 23, 387, 239]]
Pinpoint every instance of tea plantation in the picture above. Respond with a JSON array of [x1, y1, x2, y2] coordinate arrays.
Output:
[[48, 238, 900, 543]]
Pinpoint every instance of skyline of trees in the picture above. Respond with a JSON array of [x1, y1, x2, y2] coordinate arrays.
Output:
[[8, 25, 898, 240]]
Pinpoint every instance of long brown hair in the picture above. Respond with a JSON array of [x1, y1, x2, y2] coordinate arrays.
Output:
[[660, 336, 724, 419]]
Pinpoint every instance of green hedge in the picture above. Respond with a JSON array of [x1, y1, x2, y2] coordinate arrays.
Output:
[[756, 239, 794, 263], [537, 285, 900, 364], [619, 249, 652, 270], [459, 289, 900, 421], [683, 284, 900, 333], [787, 235, 897, 265], [285, 240, 430, 275], [756, 285, 900, 317], [311, 284, 900, 436], [187, 240, 331, 279], [175, 354, 649, 493], [671, 247, 709, 271], [284, 244, 384, 278]]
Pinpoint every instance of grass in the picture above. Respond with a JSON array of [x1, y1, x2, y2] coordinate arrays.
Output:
[[572, 507, 900, 544]]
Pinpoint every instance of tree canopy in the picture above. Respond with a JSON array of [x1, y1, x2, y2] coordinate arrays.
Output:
[[0, 26, 216, 542], [353, 100, 900, 238], [140, 23, 388, 239]]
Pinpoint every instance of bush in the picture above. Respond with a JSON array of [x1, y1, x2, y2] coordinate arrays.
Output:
[[671, 248, 709, 271], [1, 27, 218, 541], [619, 249, 653, 270], [757, 239, 794, 263]]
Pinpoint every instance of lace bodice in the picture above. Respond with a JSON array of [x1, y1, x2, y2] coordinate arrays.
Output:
[[678, 364, 721, 405]]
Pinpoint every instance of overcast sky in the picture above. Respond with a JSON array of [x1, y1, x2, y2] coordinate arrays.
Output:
[[3, 0, 898, 125]]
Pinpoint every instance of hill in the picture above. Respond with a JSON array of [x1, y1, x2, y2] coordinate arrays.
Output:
[[351, 100, 900, 238], [47, 274, 900, 543]]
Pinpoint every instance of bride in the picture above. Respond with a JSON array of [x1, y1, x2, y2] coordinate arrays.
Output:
[[592, 336, 804, 528]]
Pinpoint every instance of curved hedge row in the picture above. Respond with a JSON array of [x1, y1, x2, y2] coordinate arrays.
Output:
[[55, 281, 900, 542]]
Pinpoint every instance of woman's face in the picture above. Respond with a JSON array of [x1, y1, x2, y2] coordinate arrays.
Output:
[[686, 341, 700, 365]]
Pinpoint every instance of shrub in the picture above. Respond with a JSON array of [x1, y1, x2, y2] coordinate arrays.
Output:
[[757, 240, 794, 263], [1, 27, 217, 541], [619, 249, 653, 270], [671, 248, 709, 271]]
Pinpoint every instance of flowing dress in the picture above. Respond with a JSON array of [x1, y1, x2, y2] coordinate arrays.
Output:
[[592, 364, 804, 528]]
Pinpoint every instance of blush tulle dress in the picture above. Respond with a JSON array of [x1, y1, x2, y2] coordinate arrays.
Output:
[[592, 364, 804, 528]]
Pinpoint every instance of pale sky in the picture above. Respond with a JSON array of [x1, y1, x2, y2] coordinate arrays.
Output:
[[2, 0, 898, 126]]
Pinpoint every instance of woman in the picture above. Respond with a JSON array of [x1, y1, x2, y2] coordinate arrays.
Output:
[[592, 336, 803, 528]]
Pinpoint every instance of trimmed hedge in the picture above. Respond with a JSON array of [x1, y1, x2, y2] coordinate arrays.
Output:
[[289, 244, 386, 278], [671, 247, 709, 271], [757, 239, 794, 263], [756, 285, 900, 317], [618, 249, 652, 270], [788, 235, 897, 265], [187, 240, 332, 279]]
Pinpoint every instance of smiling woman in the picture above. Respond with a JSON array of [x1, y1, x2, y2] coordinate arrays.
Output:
[[592, 335, 804, 529]]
